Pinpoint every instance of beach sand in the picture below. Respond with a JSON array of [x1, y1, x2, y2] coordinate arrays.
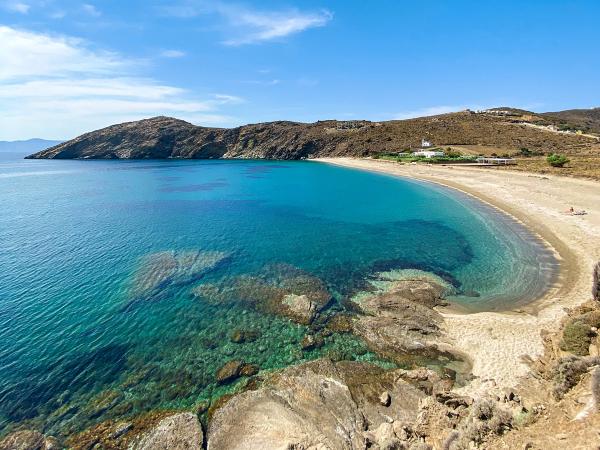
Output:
[[316, 157, 600, 391]]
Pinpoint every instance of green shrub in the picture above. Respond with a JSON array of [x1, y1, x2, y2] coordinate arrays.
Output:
[[445, 148, 463, 158], [451, 399, 513, 448], [560, 320, 593, 355], [553, 355, 600, 399], [547, 153, 570, 167]]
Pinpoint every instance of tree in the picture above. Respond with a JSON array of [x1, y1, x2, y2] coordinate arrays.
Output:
[[547, 153, 569, 167], [445, 148, 462, 158]]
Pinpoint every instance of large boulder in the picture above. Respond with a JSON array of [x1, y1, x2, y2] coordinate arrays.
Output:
[[207, 359, 426, 450], [280, 293, 320, 324], [207, 360, 366, 449], [130, 412, 203, 450], [0, 430, 58, 450], [350, 280, 446, 361]]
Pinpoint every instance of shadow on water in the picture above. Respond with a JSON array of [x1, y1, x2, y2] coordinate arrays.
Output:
[[317, 219, 474, 298], [0, 343, 129, 423]]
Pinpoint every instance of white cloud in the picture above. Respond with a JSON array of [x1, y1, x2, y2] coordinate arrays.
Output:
[[2, 1, 30, 14], [0, 26, 241, 140], [161, 2, 333, 45], [160, 49, 186, 58], [0, 26, 123, 81], [212, 94, 244, 104], [220, 6, 333, 45], [82, 3, 101, 17]]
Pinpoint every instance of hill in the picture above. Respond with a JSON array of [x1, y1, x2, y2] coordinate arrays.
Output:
[[542, 107, 600, 134], [26, 109, 600, 161]]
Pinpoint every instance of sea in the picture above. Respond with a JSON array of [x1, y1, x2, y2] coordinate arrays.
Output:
[[0, 152, 557, 437]]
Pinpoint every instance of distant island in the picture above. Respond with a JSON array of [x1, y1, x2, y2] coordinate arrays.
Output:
[[0, 138, 63, 153]]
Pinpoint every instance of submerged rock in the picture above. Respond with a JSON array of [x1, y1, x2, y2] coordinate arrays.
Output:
[[193, 264, 332, 325], [0, 430, 59, 450], [216, 360, 245, 384], [130, 412, 203, 450], [326, 313, 355, 333], [300, 333, 325, 351], [129, 249, 229, 300], [280, 293, 319, 324], [216, 360, 259, 384], [230, 329, 260, 344]]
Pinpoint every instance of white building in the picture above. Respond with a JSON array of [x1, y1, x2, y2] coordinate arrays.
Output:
[[421, 138, 433, 148], [413, 150, 445, 158], [476, 157, 516, 165]]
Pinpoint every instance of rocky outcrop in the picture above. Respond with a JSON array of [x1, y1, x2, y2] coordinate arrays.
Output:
[[208, 360, 367, 449], [193, 264, 332, 325], [130, 413, 203, 450], [206, 359, 480, 450], [26, 109, 600, 160], [350, 279, 450, 361], [207, 359, 431, 450], [0, 430, 59, 450]]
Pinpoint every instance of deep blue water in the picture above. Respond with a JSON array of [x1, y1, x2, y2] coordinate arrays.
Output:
[[0, 153, 556, 437]]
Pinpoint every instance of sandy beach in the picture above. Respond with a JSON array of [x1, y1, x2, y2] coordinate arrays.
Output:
[[316, 157, 600, 391]]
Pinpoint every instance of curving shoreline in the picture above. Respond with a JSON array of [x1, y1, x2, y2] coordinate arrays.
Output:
[[315, 157, 600, 391]]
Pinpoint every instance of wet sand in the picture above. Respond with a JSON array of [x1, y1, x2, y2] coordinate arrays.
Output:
[[316, 157, 600, 390]]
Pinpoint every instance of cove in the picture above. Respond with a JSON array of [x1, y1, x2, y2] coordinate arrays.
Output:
[[0, 156, 556, 437]]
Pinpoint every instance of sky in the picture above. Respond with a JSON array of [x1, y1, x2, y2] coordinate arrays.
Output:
[[1, 0, 599, 140]]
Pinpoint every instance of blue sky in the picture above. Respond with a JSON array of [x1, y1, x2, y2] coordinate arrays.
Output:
[[1, 0, 599, 140]]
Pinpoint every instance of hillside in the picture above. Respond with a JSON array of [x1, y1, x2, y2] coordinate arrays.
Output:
[[542, 107, 600, 134], [27, 108, 600, 161]]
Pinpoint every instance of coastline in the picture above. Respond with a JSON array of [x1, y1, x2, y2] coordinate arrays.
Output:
[[315, 157, 600, 391]]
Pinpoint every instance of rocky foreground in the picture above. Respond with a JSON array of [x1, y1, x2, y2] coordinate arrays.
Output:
[[3, 263, 600, 449], [26, 108, 600, 160]]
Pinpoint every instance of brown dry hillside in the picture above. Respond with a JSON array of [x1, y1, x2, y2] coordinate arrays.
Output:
[[27, 108, 600, 161], [542, 107, 600, 134]]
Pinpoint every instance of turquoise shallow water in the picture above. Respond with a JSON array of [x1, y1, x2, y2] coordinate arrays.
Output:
[[0, 154, 556, 437]]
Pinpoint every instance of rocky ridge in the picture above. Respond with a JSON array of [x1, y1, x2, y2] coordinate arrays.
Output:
[[26, 108, 600, 160]]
